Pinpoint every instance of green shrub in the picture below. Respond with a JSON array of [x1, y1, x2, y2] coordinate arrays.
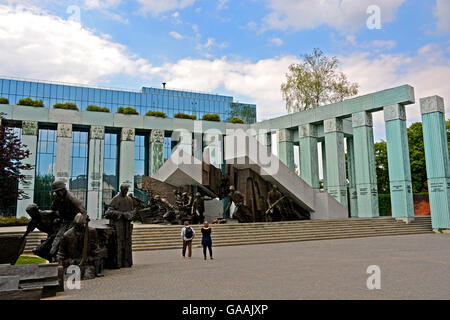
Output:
[[87, 105, 110, 113], [15, 255, 47, 265], [378, 194, 392, 216], [117, 106, 139, 115], [0, 216, 29, 227], [17, 97, 44, 107], [53, 102, 79, 111], [229, 116, 244, 124], [174, 112, 196, 120], [202, 113, 221, 122], [0, 97, 9, 104], [145, 110, 166, 118]]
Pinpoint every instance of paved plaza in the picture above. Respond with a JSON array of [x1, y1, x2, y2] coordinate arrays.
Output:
[[51, 234, 450, 300]]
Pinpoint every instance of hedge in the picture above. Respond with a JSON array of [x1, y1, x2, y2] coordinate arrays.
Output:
[[378, 194, 392, 216], [174, 112, 196, 120], [117, 106, 139, 115], [87, 105, 110, 113], [53, 102, 79, 111], [202, 113, 221, 122], [0, 216, 29, 227], [145, 110, 166, 118], [17, 97, 44, 107], [0, 97, 9, 104], [229, 116, 244, 124]]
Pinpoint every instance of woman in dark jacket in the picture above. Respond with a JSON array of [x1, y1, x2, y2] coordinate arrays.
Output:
[[201, 221, 213, 260]]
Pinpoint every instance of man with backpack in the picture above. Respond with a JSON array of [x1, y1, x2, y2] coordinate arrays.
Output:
[[181, 221, 196, 259]]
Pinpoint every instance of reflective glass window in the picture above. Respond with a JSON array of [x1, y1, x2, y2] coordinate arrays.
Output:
[[37, 83, 44, 97], [134, 134, 148, 202], [70, 86, 76, 100], [9, 80, 17, 94], [16, 81, 24, 96], [69, 131, 89, 207], [63, 85, 70, 99], [34, 128, 57, 210], [88, 88, 95, 101], [1, 80, 9, 94], [95, 89, 101, 102], [56, 85, 64, 99], [50, 84, 57, 98], [102, 133, 119, 214]]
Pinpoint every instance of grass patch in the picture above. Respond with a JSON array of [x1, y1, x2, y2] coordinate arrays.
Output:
[[15, 255, 47, 265]]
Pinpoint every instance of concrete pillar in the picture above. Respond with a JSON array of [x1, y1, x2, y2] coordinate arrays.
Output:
[[204, 132, 222, 169], [16, 121, 38, 218], [193, 132, 203, 161], [324, 118, 347, 206], [119, 128, 135, 194], [384, 104, 414, 220], [298, 124, 320, 190], [352, 112, 379, 217], [420, 96, 450, 229], [87, 126, 104, 219], [321, 141, 327, 190], [149, 129, 165, 177], [55, 123, 72, 187], [277, 128, 295, 171], [346, 136, 358, 217]]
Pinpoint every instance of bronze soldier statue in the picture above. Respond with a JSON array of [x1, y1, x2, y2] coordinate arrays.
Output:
[[267, 185, 283, 222], [49, 181, 87, 261], [104, 184, 134, 268], [21, 203, 61, 261], [225, 186, 253, 223], [151, 194, 176, 224], [57, 213, 101, 280], [191, 192, 212, 224]]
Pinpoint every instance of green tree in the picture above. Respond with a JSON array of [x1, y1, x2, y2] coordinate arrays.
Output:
[[281, 48, 359, 112], [374, 140, 389, 194], [407, 122, 427, 193], [228, 103, 256, 124]]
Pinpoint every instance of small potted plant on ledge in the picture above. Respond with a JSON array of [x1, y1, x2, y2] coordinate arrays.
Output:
[[174, 112, 196, 120], [201, 113, 221, 122], [17, 97, 44, 107], [117, 106, 139, 115], [53, 102, 79, 111], [229, 116, 244, 124], [0, 97, 9, 104], [145, 110, 166, 118]]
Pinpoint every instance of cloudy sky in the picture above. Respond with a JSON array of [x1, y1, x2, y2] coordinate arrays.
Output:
[[0, 0, 449, 141]]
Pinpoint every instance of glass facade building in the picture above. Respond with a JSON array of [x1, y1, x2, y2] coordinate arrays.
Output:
[[0, 77, 256, 123]]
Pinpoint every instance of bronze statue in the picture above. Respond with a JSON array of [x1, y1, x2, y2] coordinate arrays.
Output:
[[57, 213, 101, 280], [191, 192, 212, 224], [21, 203, 61, 261], [48, 181, 87, 261], [104, 184, 134, 268], [151, 194, 177, 224], [267, 185, 284, 222], [225, 186, 253, 223]]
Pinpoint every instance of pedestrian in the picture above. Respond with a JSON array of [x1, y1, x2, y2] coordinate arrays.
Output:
[[181, 221, 195, 259], [201, 221, 213, 260]]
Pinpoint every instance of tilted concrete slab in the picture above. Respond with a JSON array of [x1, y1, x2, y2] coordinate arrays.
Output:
[[224, 133, 348, 220]]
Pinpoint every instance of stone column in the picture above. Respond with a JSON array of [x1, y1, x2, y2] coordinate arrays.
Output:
[[149, 129, 165, 177], [193, 132, 203, 161], [16, 121, 38, 218], [277, 128, 295, 171], [87, 126, 105, 219], [346, 136, 358, 217], [384, 104, 414, 220], [321, 141, 327, 190], [420, 96, 450, 229], [119, 128, 135, 194], [352, 112, 379, 217], [55, 123, 72, 187], [324, 118, 347, 206], [298, 124, 320, 190]]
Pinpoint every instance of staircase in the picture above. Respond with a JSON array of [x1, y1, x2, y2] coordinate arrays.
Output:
[[131, 216, 433, 251], [6, 216, 432, 253]]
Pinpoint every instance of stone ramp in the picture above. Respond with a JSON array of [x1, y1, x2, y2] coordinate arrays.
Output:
[[223, 132, 348, 219]]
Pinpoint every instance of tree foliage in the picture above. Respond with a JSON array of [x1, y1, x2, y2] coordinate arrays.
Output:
[[229, 116, 244, 124], [281, 48, 359, 112], [87, 105, 110, 113], [202, 113, 221, 122], [117, 106, 139, 115], [17, 97, 44, 107], [0, 114, 33, 215], [0, 97, 9, 104], [145, 110, 166, 118], [53, 102, 79, 111], [374, 140, 389, 194], [174, 112, 196, 120]]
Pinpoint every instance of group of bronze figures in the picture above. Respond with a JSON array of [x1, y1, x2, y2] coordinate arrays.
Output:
[[22, 182, 135, 280]]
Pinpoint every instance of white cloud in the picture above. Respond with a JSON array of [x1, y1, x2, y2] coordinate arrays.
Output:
[[434, 0, 450, 32], [169, 31, 184, 39], [136, 0, 196, 16], [83, 0, 121, 9], [262, 0, 405, 33], [0, 4, 152, 83], [217, 0, 229, 10], [270, 38, 283, 46]]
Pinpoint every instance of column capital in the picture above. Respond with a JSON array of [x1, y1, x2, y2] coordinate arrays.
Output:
[[352, 111, 373, 128], [121, 128, 135, 142], [90, 125, 105, 140], [57, 123, 72, 138], [420, 96, 445, 115], [384, 104, 406, 122], [150, 129, 164, 144], [298, 124, 317, 138], [278, 128, 292, 142], [22, 120, 38, 136], [324, 118, 343, 133]]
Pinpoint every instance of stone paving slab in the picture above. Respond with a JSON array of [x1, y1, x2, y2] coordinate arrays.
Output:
[[50, 233, 450, 300]]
